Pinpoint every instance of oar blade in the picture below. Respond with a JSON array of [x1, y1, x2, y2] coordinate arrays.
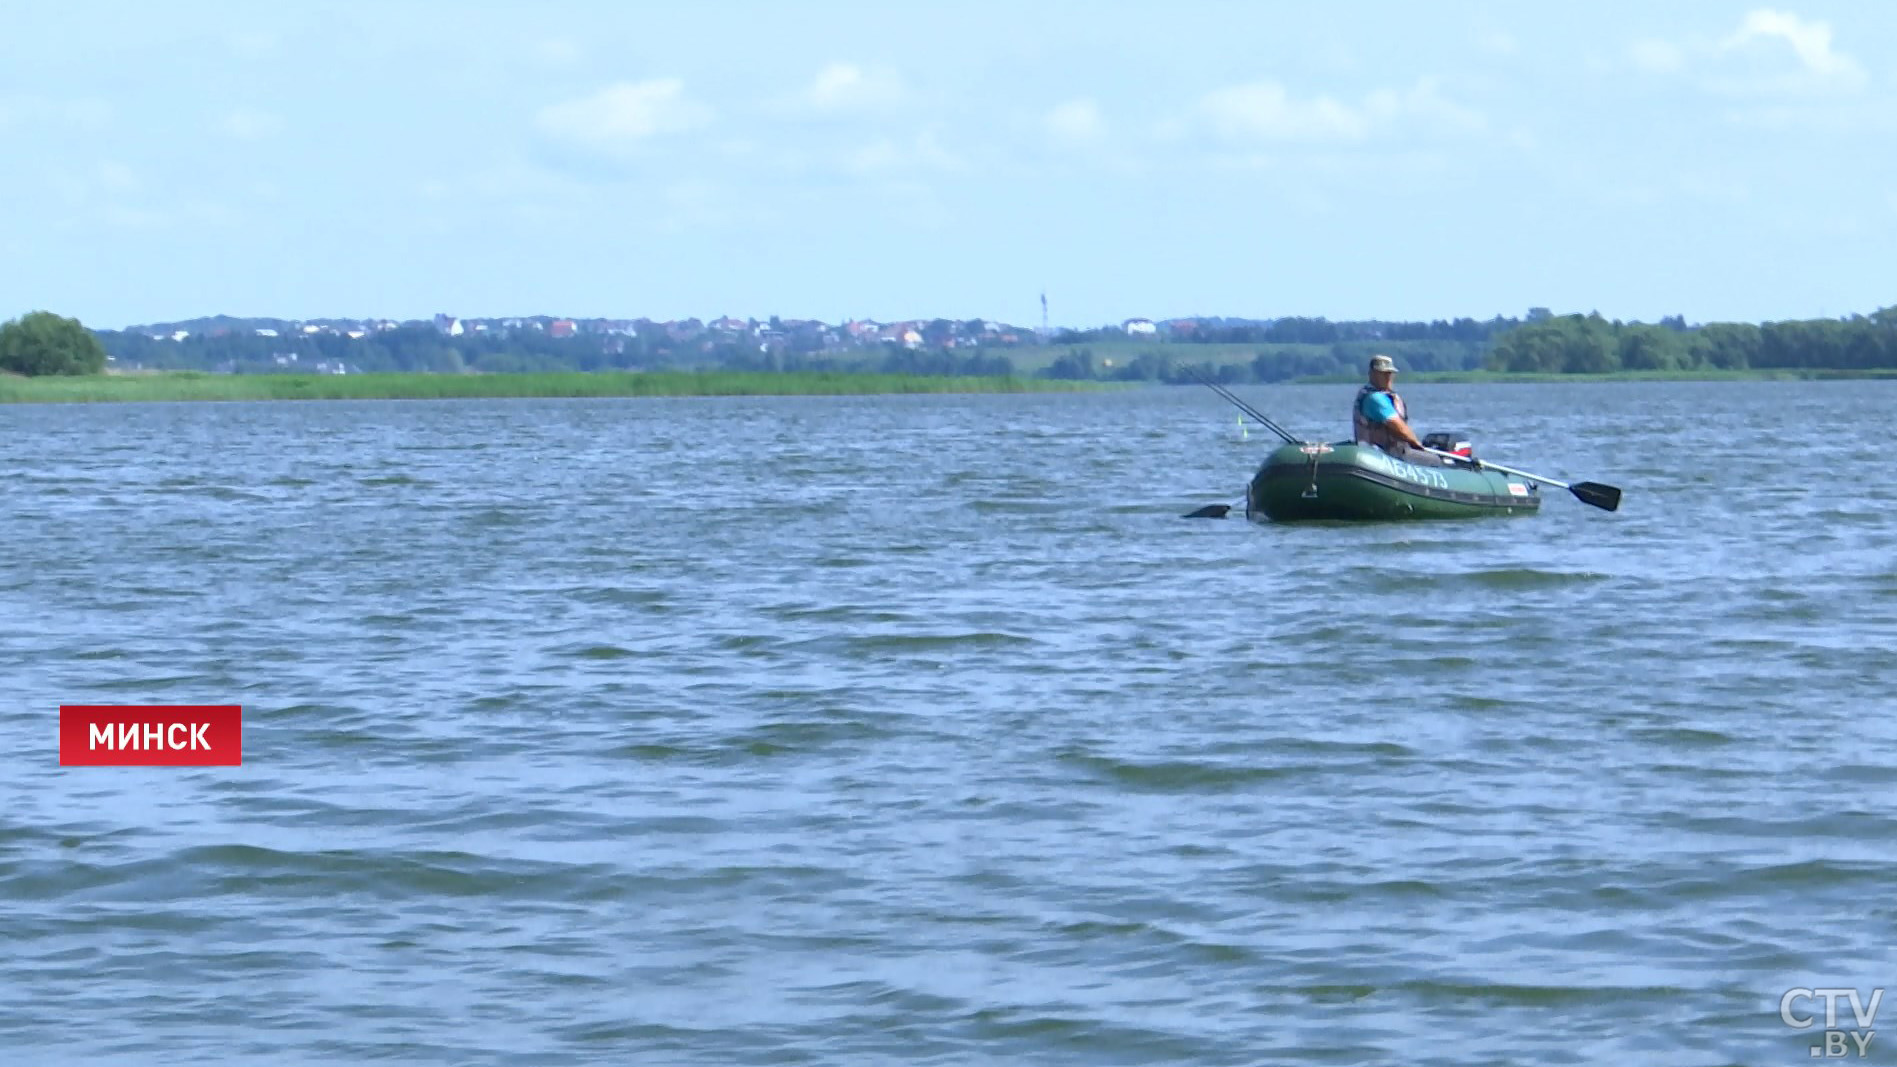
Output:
[[1183, 504, 1232, 519], [1569, 481, 1622, 512]]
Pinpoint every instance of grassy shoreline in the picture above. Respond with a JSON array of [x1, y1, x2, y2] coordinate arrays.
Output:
[[1287, 367, 1897, 384], [5, 366, 1892, 403], [0, 370, 1114, 404]]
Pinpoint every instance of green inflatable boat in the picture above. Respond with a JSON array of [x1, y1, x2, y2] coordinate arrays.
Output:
[[1247, 441, 1542, 523]]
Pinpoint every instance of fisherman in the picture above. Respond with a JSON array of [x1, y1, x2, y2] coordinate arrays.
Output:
[[1352, 354, 1445, 466]]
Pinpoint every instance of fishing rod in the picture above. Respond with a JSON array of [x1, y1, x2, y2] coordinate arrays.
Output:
[[1182, 368, 1301, 444], [1177, 368, 1302, 519]]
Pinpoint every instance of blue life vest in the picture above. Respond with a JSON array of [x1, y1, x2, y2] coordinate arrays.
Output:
[[1352, 384, 1408, 452]]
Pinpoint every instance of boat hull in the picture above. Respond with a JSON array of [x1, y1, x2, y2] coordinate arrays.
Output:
[[1247, 443, 1541, 523]]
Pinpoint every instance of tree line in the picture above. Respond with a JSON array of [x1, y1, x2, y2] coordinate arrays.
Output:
[[1043, 340, 1483, 383], [1484, 308, 1897, 373], [1040, 306, 1897, 379], [4, 305, 1896, 378], [1054, 315, 1518, 347]]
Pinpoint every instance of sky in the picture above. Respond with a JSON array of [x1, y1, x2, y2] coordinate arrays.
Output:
[[1, 0, 1891, 331]]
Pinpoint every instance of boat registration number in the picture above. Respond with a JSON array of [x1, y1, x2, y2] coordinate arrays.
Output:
[[1359, 449, 1452, 489]]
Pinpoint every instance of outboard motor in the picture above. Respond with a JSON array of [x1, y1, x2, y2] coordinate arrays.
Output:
[[1422, 432, 1474, 458]]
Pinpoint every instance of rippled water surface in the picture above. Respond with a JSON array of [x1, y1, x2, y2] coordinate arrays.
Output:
[[4, 381, 1896, 1066]]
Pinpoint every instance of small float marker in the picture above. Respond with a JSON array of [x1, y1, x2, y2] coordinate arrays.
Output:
[[1237, 417, 1248, 440], [59, 705, 242, 766]]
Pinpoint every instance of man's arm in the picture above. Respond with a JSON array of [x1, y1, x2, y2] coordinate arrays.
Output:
[[1363, 393, 1426, 450], [1382, 414, 1425, 450]]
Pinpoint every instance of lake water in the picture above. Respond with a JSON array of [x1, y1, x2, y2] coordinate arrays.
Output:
[[3, 381, 1895, 1066]]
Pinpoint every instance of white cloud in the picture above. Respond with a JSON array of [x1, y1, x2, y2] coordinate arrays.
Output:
[[800, 63, 906, 113], [535, 80, 713, 154], [1363, 78, 1487, 133], [1631, 9, 1866, 96], [1045, 99, 1106, 143], [1721, 9, 1863, 83], [1196, 77, 1484, 144], [221, 108, 283, 140], [1201, 82, 1367, 141]]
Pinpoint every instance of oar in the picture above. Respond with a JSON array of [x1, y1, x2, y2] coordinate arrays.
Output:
[[1183, 495, 1244, 519], [1424, 449, 1622, 512]]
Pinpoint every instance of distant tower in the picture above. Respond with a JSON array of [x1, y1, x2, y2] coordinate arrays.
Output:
[[1040, 290, 1049, 339]]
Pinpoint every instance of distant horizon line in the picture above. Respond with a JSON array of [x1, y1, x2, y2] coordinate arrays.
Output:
[[12, 301, 1891, 334], [68, 305, 1879, 334]]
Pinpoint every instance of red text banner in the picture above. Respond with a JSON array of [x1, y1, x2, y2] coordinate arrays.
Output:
[[59, 705, 243, 766]]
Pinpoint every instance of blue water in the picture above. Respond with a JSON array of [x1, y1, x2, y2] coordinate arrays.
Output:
[[3, 381, 1894, 1065]]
